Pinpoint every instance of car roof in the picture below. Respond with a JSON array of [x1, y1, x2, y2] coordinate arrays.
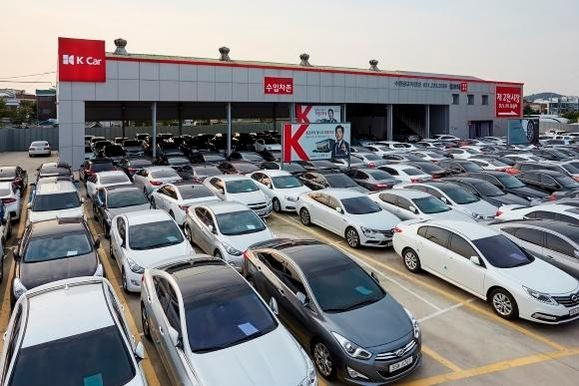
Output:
[[423, 220, 498, 239], [495, 219, 579, 238], [315, 188, 367, 199], [469, 171, 507, 176], [22, 282, 114, 347], [256, 169, 292, 177], [96, 170, 128, 177], [216, 174, 251, 181], [124, 209, 172, 225], [520, 169, 564, 176], [200, 201, 251, 214], [378, 189, 429, 199], [29, 218, 87, 237], [35, 178, 77, 194], [104, 185, 141, 193], [383, 164, 419, 170]]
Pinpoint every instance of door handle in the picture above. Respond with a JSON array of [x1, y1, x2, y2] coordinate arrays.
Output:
[[147, 295, 152, 304], [278, 288, 286, 297], [257, 265, 262, 271], [159, 326, 165, 336], [545, 254, 554, 259]]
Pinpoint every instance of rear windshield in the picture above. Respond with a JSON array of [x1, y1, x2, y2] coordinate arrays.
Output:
[[91, 162, 115, 172], [24, 232, 92, 262], [104, 147, 125, 157], [0, 169, 16, 179], [129, 220, 183, 250], [341, 196, 382, 215], [177, 185, 215, 200], [235, 164, 259, 174], [193, 167, 221, 177], [472, 181, 505, 197], [150, 169, 180, 179], [402, 168, 423, 176], [461, 162, 483, 172], [128, 160, 152, 168], [497, 175, 525, 189], [226, 180, 258, 193], [30, 141, 48, 146], [107, 190, 148, 208], [100, 175, 130, 185], [272, 176, 302, 189], [216, 210, 266, 235], [555, 175, 579, 189], [325, 174, 357, 188], [367, 170, 394, 180], [413, 196, 450, 214], [33, 192, 80, 211], [439, 185, 479, 204]]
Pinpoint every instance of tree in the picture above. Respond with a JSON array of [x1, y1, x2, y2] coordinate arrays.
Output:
[[0, 98, 8, 118], [523, 105, 535, 116], [562, 111, 579, 123]]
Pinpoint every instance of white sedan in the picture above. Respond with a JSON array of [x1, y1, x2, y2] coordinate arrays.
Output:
[[469, 158, 510, 172], [254, 137, 282, 152], [85, 170, 132, 199], [151, 182, 221, 226], [296, 188, 400, 248], [496, 203, 579, 224], [132, 166, 183, 196], [28, 140, 51, 157], [0, 181, 21, 221], [204, 175, 272, 218], [110, 210, 195, 292], [249, 170, 311, 212], [393, 220, 579, 324], [379, 164, 432, 183], [185, 201, 274, 270]]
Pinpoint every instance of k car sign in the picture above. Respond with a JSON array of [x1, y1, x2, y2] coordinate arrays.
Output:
[[283, 123, 351, 162], [58, 37, 106, 82], [496, 86, 523, 118]]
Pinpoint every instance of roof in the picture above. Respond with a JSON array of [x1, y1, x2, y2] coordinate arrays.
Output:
[[469, 171, 508, 177], [316, 188, 367, 199], [35, 178, 77, 194], [218, 174, 252, 181], [257, 170, 291, 177], [29, 218, 87, 238], [124, 209, 171, 225], [104, 185, 141, 193], [520, 169, 565, 176], [96, 170, 128, 178], [425, 220, 498, 240], [495, 219, 579, 238], [201, 201, 251, 215], [377, 189, 430, 199]]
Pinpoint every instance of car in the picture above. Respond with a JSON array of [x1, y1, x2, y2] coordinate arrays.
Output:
[[393, 220, 579, 324], [350, 152, 388, 167], [516, 170, 579, 195], [295, 160, 340, 172], [380, 153, 425, 163], [189, 151, 226, 165], [433, 134, 460, 141], [190, 164, 222, 182], [345, 168, 401, 191], [254, 137, 282, 152], [361, 144, 397, 157], [84, 145, 96, 160], [299, 171, 368, 194], [203, 175, 273, 218], [110, 209, 195, 292], [412, 151, 447, 162], [92, 140, 114, 154], [151, 182, 220, 226], [465, 171, 549, 202], [509, 161, 579, 178], [400, 181, 498, 220], [157, 142, 185, 159], [244, 238, 422, 384], [331, 157, 365, 171], [80, 158, 116, 182], [86, 170, 132, 199], [406, 162, 449, 179], [249, 170, 311, 212], [93, 185, 151, 238], [28, 177, 84, 224], [132, 166, 183, 197], [443, 177, 530, 207], [140, 257, 316, 386], [438, 159, 484, 175], [378, 165, 432, 183], [468, 158, 510, 172], [495, 203, 579, 224], [369, 189, 475, 222], [11, 217, 103, 305], [122, 139, 145, 158], [0, 166, 28, 195], [159, 156, 195, 180], [35, 162, 75, 183], [117, 157, 154, 179], [218, 160, 260, 175], [114, 136, 129, 144], [101, 144, 126, 163], [489, 219, 579, 279], [185, 201, 274, 270], [297, 189, 400, 248], [0, 181, 22, 221], [1, 277, 147, 385], [28, 140, 51, 157]]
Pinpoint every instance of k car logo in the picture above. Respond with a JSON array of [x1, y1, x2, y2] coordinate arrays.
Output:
[[62, 55, 75, 65], [58, 37, 106, 82]]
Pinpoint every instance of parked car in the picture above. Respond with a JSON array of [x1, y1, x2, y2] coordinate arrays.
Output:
[[249, 170, 311, 212], [244, 238, 422, 383], [350, 152, 388, 167], [516, 170, 579, 195], [443, 177, 530, 207], [28, 177, 84, 224], [161, 156, 194, 180], [2, 277, 147, 385], [345, 169, 401, 191], [378, 165, 432, 183], [406, 162, 449, 179], [296, 189, 400, 248], [495, 203, 579, 224], [35, 162, 75, 183], [203, 175, 272, 218], [117, 157, 154, 180], [413, 151, 447, 162], [465, 171, 549, 203], [93, 185, 151, 238], [0, 165, 28, 195], [393, 220, 579, 324], [122, 139, 145, 157], [0, 181, 22, 221], [190, 165, 222, 182], [28, 140, 51, 157], [189, 151, 226, 165], [101, 144, 126, 163], [132, 166, 183, 196], [151, 182, 220, 226], [80, 158, 116, 182], [141, 257, 316, 386], [86, 170, 132, 199], [438, 159, 484, 175], [254, 137, 282, 152], [299, 171, 368, 193]]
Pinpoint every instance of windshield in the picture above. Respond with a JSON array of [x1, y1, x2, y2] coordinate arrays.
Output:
[[413, 196, 450, 214], [473, 235, 534, 268], [129, 220, 184, 250], [24, 232, 92, 262], [417, 163, 443, 173], [91, 162, 114, 172], [307, 262, 385, 312], [555, 175, 579, 189], [178, 185, 214, 200], [462, 162, 483, 172], [32, 192, 80, 211], [497, 175, 525, 189], [129, 160, 152, 168], [473, 181, 505, 197], [341, 196, 382, 215], [366, 170, 395, 180], [325, 174, 357, 188], [236, 164, 260, 174], [402, 168, 423, 176], [440, 185, 479, 204], [226, 180, 258, 193], [272, 176, 302, 189], [262, 138, 278, 144], [216, 210, 266, 235], [243, 154, 264, 161], [185, 285, 277, 353], [150, 169, 180, 179], [123, 140, 141, 147], [167, 157, 190, 165], [107, 190, 148, 208], [9, 326, 135, 386], [562, 164, 579, 173], [100, 175, 130, 185]]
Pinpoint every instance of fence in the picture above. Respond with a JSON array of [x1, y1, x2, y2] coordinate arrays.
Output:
[[0, 127, 59, 152]]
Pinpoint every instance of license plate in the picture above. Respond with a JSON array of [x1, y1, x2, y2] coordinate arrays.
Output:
[[385, 241, 393, 247], [389, 356, 413, 372], [570, 307, 579, 317]]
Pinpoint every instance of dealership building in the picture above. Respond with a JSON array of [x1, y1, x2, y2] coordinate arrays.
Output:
[[57, 37, 524, 167]]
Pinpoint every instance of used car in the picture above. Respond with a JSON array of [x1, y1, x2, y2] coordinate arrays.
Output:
[[93, 185, 151, 238], [151, 182, 220, 226], [204, 175, 272, 218], [249, 170, 311, 212]]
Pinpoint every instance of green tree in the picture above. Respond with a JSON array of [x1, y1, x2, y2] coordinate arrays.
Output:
[[0, 98, 8, 118], [523, 105, 535, 116], [562, 111, 579, 123]]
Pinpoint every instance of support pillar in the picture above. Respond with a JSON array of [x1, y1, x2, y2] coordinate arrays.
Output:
[[178, 102, 183, 136], [387, 104, 394, 140], [226, 102, 232, 156], [342, 104, 347, 122], [425, 104, 430, 139], [152, 102, 157, 159]]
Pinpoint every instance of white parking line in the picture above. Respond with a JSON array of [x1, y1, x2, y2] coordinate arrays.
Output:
[[418, 298, 476, 323]]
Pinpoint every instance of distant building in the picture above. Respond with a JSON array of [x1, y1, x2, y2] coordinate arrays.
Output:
[[528, 95, 579, 115], [36, 89, 57, 121]]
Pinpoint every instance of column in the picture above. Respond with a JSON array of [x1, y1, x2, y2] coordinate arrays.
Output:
[[387, 104, 394, 140], [226, 102, 232, 156], [152, 102, 157, 159], [425, 104, 430, 139]]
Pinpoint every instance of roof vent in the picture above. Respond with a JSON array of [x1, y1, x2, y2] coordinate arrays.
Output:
[[114, 38, 128, 55], [369, 59, 380, 71], [299, 53, 311, 66], [219, 46, 231, 61]]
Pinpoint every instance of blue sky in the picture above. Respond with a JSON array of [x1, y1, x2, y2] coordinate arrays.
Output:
[[1, 0, 577, 95]]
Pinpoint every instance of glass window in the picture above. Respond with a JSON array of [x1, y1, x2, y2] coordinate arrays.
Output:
[[107, 190, 148, 208], [422, 226, 451, 247], [452, 94, 460, 105], [32, 192, 80, 212], [467, 94, 474, 105], [216, 211, 266, 236], [496, 175, 525, 189], [554, 175, 579, 189], [449, 234, 478, 258], [177, 185, 214, 200], [128, 220, 184, 250], [472, 181, 505, 197], [559, 214, 579, 226], [151, 169, 180, 179], [482, 95, 489, 105], [380, 167, 398, 176], [225, 180, 258, 193], [100, 174, 130, 185], [412, 196, 450, 214], [395, 197, 413, 210], [512, 227, 544, 246], [272, 176, 302, 189], [527, 211, 557, 221], [24, 232, 93, 262], [340, 196, 382, 215], [439, 184, 479, 204], [401, 168, 423, 176], [472, 235, 534, 268], [546, 233, 574, 256], [324, 174, 358, 188]]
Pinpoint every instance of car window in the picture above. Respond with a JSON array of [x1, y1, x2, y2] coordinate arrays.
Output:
[[259, 252, 286, 280], [272, 175, 302, 189], [526, 211, 558, 221], [106, 287, 131, 340], [216, 210, 266, 236], [439, 184, 479, 204], [396, 197, 413, 210], [472, 235, 534, 268], [510, 227, 545, 246], [165, 186, 178, 200], [341, 196, 381, 215], [225, 180, 258, 193], [421, 226, 451, 248], [24, 232, 93, 262], [159, 279, 181, 331], [449, 233, 479, 259], [32, 192, 80, 212], [117, 218, 126, 241], [378, 193, 398, 205], [546, 233, 574, 256], [282, 264, 307, 296], [412, 196, 450, 214], [381, 167, 398, 175]]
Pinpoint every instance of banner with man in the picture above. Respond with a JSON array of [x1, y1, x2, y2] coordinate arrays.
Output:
[[507, 118, 540, 145], [295, 105, 342, 124], [283, 123, 351, 162]]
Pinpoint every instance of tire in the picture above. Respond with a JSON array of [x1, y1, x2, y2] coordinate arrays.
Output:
[[122, 268, 129, 293], [272, 198, 281, 213], [312, 341, 336, 380], [150, 197, 156, 209], [141, 302, 151, 339], [214, 250, 223, 260], [299, 208, 311, 226], [490, 288, 519, 320], [402, 248, 422, 273], [345, 227, 360, 248], [109, 241, 115, 260]]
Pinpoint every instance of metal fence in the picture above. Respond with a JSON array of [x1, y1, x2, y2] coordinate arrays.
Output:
[[0, 127, 59, 152]]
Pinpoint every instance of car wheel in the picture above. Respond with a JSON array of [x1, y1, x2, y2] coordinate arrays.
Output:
[[345, 227, 360, 248], [214, 250, 223, 260], [490, 288, 519, 320], [109, 242, 115, 260], [141, 302, 151, 339], [313, 341, 336, 380], [299, 208, 311, 226], [150, 197, 156, 209], [122, 268, 129, 293], [402, 248, 422, 273], [272, 198, 281, 213]]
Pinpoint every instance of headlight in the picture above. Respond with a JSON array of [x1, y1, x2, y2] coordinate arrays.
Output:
[[331, 332, 372, 360], [360, 226, 379, 237], [404, 308, 421, 339], [522, 286, 557, 305], [127, 256, 145, 274], [94, 264, 104, 277], [286, 196, 297, 202], [13, 278, 27, 300], [223, 243, 242, 256]]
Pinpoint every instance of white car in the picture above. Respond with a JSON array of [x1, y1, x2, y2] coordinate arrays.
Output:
[[1, 276, 147, 385], [185, 201, 274, 270], [413, 151, 447, 162], [447, 148, 479, 160], [86, 170, 132, 199], [28, 140, 51, 157], [393, 220, 579, 324], [496, 203, 579, 224], [132, 166, 182, 196], [375, 141, 417, 151], [151, 182, 220, 226], [0, 181, 21, 220], [1, 202, 11, 249], [502, 153, 543, 163], [433, 134, 460, 141], [110, 210, 195, 292], [362, 144, 397, 157], [379, 164, 432, 183], [296, 188, 400, 248], [249, 170, 311, 212], [204, 175, 273, 218], [369, 189, 476, 222], [350, 152, 388, 167], [28, 178, 84, 224], [254, 137, 282, 152], [469, 158, 510, 172]]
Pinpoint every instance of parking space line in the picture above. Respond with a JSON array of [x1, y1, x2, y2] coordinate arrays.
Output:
[[87, 219, 161, 386], [402, 348, 579, 386], [421, 345, 463, 372], [272, 214, 568, 352], [418, 298, 476, 323]]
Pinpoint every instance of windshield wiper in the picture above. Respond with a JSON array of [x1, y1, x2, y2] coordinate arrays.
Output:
[[325, 298, 380, 313]]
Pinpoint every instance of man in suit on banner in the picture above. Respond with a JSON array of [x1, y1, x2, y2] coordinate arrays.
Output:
[[332, 125, 350, 158]]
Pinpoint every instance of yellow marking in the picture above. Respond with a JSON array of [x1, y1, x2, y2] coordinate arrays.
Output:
[[272, 214, 568, 352], [421, 345, 462, 372]]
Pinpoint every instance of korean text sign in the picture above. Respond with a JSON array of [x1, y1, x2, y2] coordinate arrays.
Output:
[[58, 37, 106, 82], [264, 77, 293, 94], [496, 86, 522, 118]]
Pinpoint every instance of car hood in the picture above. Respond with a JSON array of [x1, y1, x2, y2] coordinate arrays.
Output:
[[508, 186, 548, 198], [498, 258, 578, 294], [28, 206, 84, 223], [192, 326, 306, 386], [19, 253, 98, 290], [430, 209, 476, 222], [324, 295, 413, 349], [106, 204, 151, 220], [349, 210, 400, 229], [458, 200, 497, 217], [128, 241, 193, 267], [221, 229, 274, 251], [275, 186, 310, 198], [226, 191, 267, 205]]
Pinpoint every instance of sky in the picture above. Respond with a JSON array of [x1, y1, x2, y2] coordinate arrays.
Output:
[[1, 0, 577, 96]]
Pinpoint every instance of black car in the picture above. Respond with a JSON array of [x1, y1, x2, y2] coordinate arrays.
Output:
[[218, 161, 260, 175], [296, 160, 340, 172], [299, 171, 368, 193], [407, 162, 449, 179], [531, 149, 570, 161], [101, 144, 126, 163], [156, 142, 185, 160], [438, 159, 483, 175], [117, 158, 154, 180], [244, 238, 422, 384], [163, 156, 194, 180], [122, 139, 145, 158], [189, 151, 226, 165], [516, 170, 579, 195], [345, 169, 401, 191], [443, 177, 529, 207], [466, 171, 549, 202], [0, 166, 28, 195], [80, 158, 116, 182], [93, 185, 151, 237]]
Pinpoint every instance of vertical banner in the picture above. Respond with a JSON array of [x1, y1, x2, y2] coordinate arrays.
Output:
[[295, 105, 342, 123], [283, 123, 351, 162], [496, 86, 523, 118]]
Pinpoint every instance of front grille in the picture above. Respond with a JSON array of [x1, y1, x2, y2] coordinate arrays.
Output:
[[249, 203, 267, 210], [376, 340, 417, 361], [379, 229, 394, 239], [553, 292, 579, 308]]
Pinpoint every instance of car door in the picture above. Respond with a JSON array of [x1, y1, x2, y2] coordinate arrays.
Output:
[[163, 186, 180, 213], [251, 172, 274, 198], [445, 232, 486, 295], [377, 192, 404, 218], [545, 233, 579, 277], [111, 217, 128, 272], [94, 189, 106, 225], [416, 225, 451, 275], [395, 196, 415, 220], [86, 175, 98, 198], [191, 207, 214, 253], [253, 252, 294, 318], [153, 186, 169, 210]]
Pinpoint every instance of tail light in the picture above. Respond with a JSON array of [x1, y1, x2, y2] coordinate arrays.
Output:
[[2, 197, 17, 204], [243, 250, 251, 261], [127, 167, 137, 173], [374, 183, 388, 189], [573, 176, 579, 183], [149, 180, 163, 186], [367, 162, 376, 168], [496, 210, 503, 217], [410, 178, 419, 183], [548, 193, 557, 201], [506, 168, 518, 175], [394, 226, 403, 233]]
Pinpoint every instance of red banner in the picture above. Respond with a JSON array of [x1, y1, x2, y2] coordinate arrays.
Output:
[[58, 37, 106, 82], [264, 77, 293, 94], [460, 82, 468, 92], [496, 86, 523, 118]]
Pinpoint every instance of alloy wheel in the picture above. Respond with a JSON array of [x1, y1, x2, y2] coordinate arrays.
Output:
[[141, 304, 151, 339], [403, 249, 421, 273], [300, 209, 311, 226], [313, 342, 334, 378], [492, 292, 513, 317], [345, 227, 360, 248]]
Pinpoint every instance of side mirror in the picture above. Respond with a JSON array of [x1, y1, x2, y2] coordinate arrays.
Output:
[[370, 271, 380, 283], [207, 224, 215, 233], [268, 297, 279, 315], [470, 256, 482, 266], [134, 341, 145, 361], [94, 238, 101, 249], [168, 326, 180, 347], [408, 205, 418, 214], [296, 291, 308, 306], [335, 207, 343, 214]]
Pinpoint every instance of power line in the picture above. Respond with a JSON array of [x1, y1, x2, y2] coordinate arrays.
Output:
[[0, 80, 54, 84], [0, 71, 56, 80]]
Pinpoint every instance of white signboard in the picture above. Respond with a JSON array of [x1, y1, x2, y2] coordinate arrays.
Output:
[[295, 105, 342, 123], [283, 123, 351, 162]]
